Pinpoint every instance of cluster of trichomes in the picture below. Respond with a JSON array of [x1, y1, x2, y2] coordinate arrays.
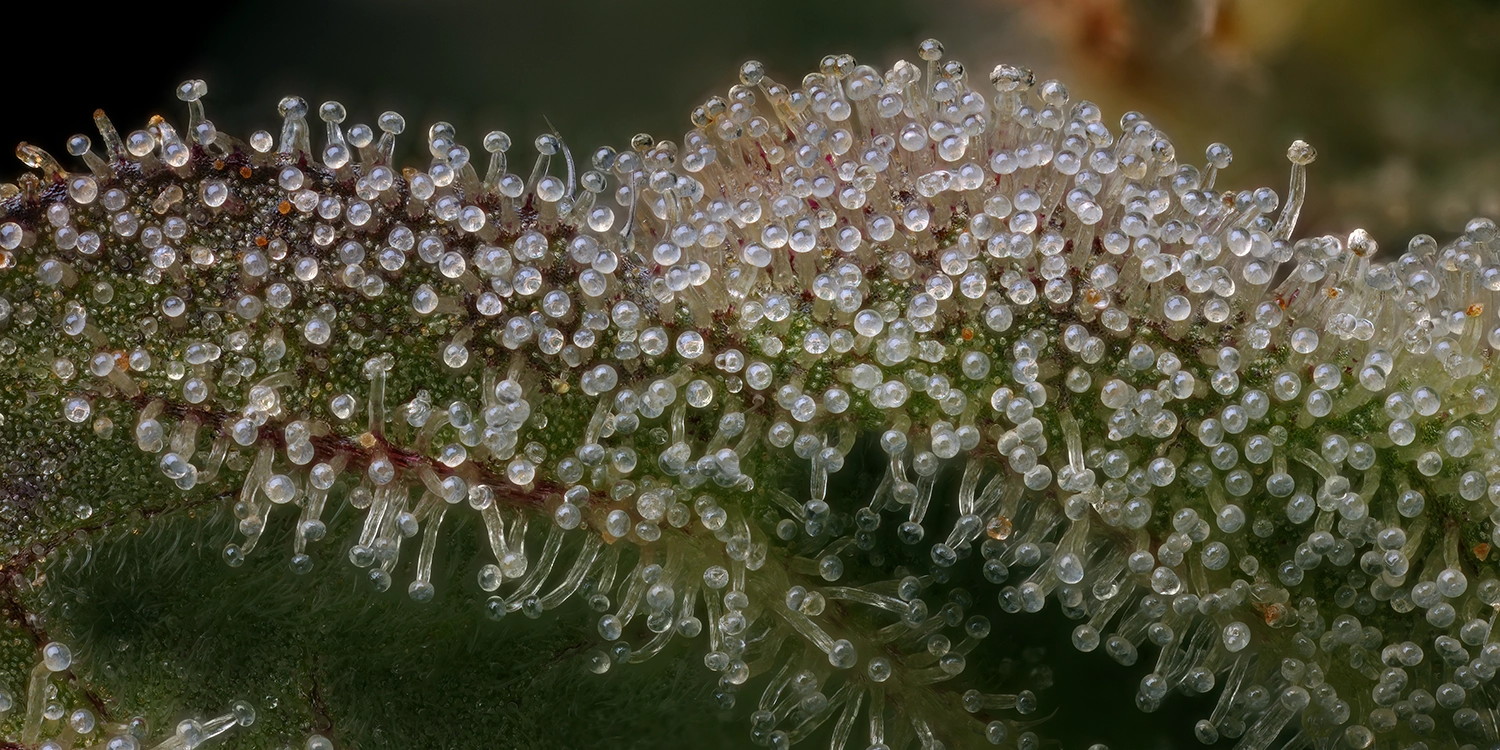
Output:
[[1, 639, 257, 749], [2, 37, 1499, 750]]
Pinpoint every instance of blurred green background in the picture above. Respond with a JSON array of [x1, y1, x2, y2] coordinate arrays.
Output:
[[7, 1, 1500, 748]]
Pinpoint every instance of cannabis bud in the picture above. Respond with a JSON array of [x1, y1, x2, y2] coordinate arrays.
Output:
[[1, 37, 1498, 750]]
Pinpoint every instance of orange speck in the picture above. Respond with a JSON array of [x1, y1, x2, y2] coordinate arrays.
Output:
[[358, 432, 377, 449], [986, 515, 1013, 540], [254, 235, 268, 247], [278, 201, 292, 215], [113, 351, 130, 371], [1468, 303, 1485, 317], [1325, 287, 1341, 299], [239, 166, 253, 179], [213, 159, 225, 171], [1260, 602, 1288, 626], [961, 327, 974, 341], [1476, 543, 1491, 561]]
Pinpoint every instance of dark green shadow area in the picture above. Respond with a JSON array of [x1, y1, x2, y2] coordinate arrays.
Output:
[[37, 505, 755, 749]]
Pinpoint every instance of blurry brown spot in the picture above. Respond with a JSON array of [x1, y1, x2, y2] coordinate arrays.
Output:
[[1012, 0, 1134, 73]]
